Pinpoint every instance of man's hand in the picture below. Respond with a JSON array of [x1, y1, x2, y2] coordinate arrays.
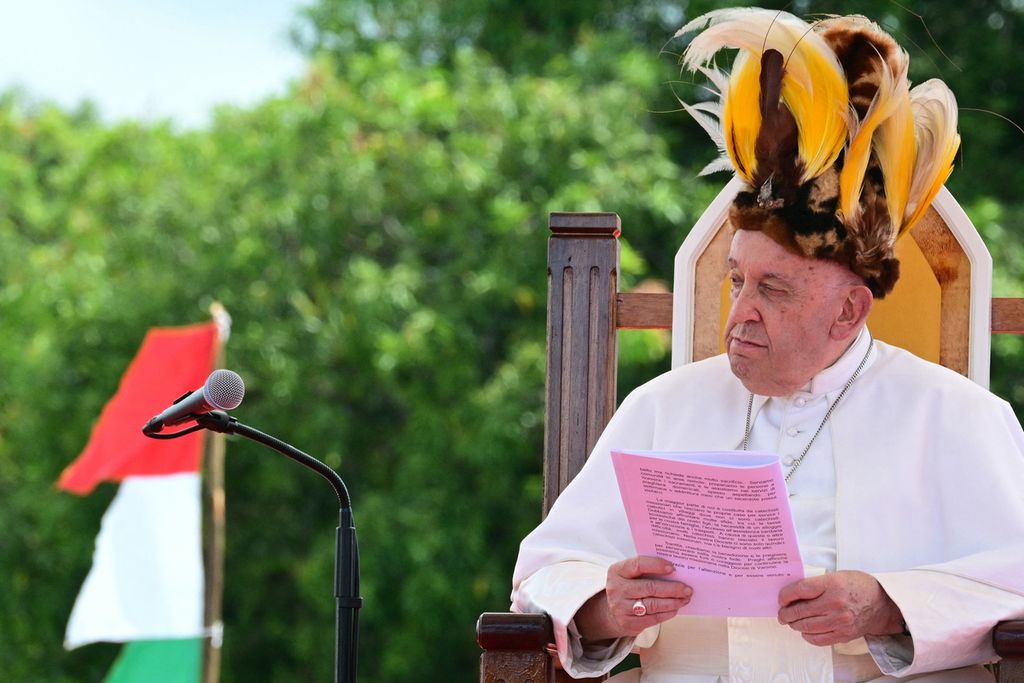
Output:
[[575, 556, 692, 641], [777, 570, 905, 646]]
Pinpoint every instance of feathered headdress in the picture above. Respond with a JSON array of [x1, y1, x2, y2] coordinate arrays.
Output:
[[676, 8, 960, 297]]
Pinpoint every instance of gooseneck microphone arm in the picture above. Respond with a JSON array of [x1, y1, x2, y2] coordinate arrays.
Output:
[[149, 407, 361, 683], [196, 412, 350, 505]]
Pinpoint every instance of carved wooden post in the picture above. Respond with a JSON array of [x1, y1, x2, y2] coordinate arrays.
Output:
[[477, 214, 620, 683], [544, 212, 620, 515], [996, 621, 1024, 683], [477, 613, 554, 683]]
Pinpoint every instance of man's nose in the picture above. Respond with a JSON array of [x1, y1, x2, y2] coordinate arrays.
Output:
[[727, 283, 761, 327]]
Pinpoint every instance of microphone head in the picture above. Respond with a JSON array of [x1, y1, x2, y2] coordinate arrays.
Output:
[[203, 369, 245, 411]]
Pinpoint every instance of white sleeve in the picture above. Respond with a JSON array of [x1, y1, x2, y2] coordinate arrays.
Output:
[[867, 569, 1024, 676], [513, 560, 660, 677], [510, 388, 662, 674]]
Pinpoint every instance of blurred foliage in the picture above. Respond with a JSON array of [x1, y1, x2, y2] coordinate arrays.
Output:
[[292, 0, 685, 73], [0, 40, 687, 683], [1, 0, 1023, 682]]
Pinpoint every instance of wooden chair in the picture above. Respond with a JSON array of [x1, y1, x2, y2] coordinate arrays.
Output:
[[477, 181, 1024, 682]]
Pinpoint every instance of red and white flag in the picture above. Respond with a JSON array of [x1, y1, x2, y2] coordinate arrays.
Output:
[[59, 321, 219, 682]]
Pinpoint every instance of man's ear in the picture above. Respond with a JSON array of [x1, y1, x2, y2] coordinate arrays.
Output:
[[831, 285, 873, 341]]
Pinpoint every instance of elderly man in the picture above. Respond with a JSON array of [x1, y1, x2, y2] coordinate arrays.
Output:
[[511, 8, 1024, 683]]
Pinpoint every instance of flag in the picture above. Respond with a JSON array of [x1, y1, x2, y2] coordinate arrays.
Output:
[[60, 321, 219, 683]]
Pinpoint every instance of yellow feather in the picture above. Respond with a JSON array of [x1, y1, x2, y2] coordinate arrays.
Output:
[[780, 43, 850, 182], [902, 139, 958, 233], [723, 52, 761, 184], [681, 8, 848, 185], [839, 60, 904, 222], [874, 81, 915, 236]]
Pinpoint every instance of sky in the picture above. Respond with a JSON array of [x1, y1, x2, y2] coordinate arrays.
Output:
[[0, 0, 308, 128]]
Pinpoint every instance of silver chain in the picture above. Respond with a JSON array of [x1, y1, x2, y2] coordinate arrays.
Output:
[[741, 338, 874, 483]]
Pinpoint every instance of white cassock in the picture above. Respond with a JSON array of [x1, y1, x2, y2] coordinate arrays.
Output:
[[512, 330, 1024, 682]]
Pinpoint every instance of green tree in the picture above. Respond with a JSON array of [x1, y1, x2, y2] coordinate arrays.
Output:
[[0, 43, 692, 682], [292, 0, 684, 73], [294, 0, 1024, 262], [3, 1, 1023, 682]]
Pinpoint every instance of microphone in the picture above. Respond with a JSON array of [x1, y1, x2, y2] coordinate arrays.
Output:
[[142, 369, 245, 435]]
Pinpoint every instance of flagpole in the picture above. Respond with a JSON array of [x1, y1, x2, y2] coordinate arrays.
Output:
[[202, 303, 231, 683]]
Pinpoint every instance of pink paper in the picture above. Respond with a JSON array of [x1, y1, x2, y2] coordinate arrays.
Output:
[[611, 449, 804, 617]]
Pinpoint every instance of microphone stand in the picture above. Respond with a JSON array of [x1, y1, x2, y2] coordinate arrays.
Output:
[[156, 411, 361, 683]]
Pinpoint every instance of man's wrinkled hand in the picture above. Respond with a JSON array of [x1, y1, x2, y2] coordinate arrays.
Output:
[[576, 555, 693, 641], [777, 570, 905, 646]]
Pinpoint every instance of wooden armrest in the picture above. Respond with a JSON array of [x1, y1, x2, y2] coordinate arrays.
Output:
[[995, 620, 1024, 659], [478, 613, 556, 683], [477, 612, 553, 650]]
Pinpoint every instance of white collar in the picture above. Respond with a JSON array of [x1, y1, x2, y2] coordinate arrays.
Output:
[[804, 327, 875, 397]]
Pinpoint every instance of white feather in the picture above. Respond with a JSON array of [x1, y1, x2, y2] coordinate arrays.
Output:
[[675, 7, 769, 40], [695, 64, 728, 98], [680, 100, 725, 148], [679, 8, 844, 92], [905, 79, 959, 219], [699, 158, 736, 176]]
